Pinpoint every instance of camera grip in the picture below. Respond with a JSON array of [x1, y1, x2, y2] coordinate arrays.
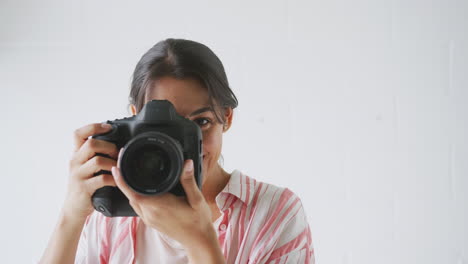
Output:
[[91, 156, 138, 217], [91, 185, 114, 217]]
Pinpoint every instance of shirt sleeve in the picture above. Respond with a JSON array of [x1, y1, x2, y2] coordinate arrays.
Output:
[[75, 225, 88, 264], [75, 212, 100, 264], [264, 224, 315, 264], [253, 189, 315, 264]]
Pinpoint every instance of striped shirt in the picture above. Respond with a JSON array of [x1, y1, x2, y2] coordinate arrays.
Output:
[[75, 169, 315, 263]]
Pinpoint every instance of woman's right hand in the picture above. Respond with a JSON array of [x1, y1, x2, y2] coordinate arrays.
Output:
[[62, 123, 119, 220]]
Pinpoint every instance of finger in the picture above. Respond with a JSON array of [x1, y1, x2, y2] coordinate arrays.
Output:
[[74, 138, 119, 165], [111, 166, 142, 203], [85, 174, 117, 192], [117, 148, 124, 162], [77, 156, 117, 179], [73, 123, 113, 152], [179, 160, 203, 207]]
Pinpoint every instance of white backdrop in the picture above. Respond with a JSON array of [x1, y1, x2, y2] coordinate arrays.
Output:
[[1, 0, 467, 263]]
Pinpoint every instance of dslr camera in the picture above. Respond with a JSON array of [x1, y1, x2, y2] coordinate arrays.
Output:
[[91, 100, 203, 217]]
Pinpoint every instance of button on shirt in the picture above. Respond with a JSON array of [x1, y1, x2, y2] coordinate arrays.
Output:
[[219, 223, 227, 232], [75, 170, 315, 263]]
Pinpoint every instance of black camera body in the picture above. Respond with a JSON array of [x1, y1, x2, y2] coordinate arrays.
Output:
[[91, 100, 203, 217]]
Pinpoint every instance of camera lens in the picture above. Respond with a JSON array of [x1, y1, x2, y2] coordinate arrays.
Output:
[[119, 132, 184, 195], [132, 145, 171, 189]]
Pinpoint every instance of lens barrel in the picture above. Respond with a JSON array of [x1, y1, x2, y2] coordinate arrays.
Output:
[[119, 131, 184, 195]]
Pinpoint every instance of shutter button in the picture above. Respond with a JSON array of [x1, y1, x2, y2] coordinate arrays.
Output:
[[219, 224, 227, 231]]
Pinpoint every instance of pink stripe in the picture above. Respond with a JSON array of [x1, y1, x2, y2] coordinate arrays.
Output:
[[237, 175, 250, 244], [248, 189, 294, 259], [99, 216, 111, 264], [130, 218, 138, 264], [83, 215, 91, 240], [239, 174, 253, 261], [237, 182, 263, 262], [256, 196, 301, 260], [228, 195, 238, 209], [239, 174, 243, 202], [256, 183, 272, 216], [221, 194, 234, 211], [246, 186, 279, 258], [110, 217, 131, 253], [301, 229, 314, 263], [268, 226, 310, 260], [251, 179, 257, 208], [222, 226, 229, 259], [244, 182, 262, 232], [248, 182, 263, 220], [99, 255, 107, 264], [237, 204, 247, 249], [245, 174, 251, 206]]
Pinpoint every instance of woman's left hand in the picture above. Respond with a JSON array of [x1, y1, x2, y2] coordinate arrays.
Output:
[[111, 158, 222, 259]]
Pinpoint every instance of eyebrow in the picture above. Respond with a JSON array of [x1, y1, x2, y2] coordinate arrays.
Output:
[[189, 106, 213, 117]]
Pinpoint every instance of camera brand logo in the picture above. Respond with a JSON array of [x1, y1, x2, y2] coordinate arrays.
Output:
[[148, 137, 165, 144]]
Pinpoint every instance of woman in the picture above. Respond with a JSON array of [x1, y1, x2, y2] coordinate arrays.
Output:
[[40, 39, 315, 264]]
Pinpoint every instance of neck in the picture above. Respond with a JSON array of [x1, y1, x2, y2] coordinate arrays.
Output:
[[201, 164, 231, 204]]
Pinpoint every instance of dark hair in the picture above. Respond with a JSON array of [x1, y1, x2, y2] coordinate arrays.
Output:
[[129, 38, 238, 123]]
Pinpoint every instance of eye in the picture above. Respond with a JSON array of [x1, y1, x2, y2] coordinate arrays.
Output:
[[194, 118, 211, 127]]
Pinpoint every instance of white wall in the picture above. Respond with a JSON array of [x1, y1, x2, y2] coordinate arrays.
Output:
[[1, 0, 467, 263]]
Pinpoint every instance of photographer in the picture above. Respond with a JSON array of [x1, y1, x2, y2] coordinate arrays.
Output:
[[40, 39, 315, 264]]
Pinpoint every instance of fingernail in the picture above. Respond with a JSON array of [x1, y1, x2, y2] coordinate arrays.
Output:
[[111, 166, 118, 178], [101, 123, 112, 129], [185, 160, 193, 172]]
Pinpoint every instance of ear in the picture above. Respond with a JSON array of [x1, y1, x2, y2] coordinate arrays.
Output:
[[223, 107, 233, 132], [129, 104, 137, 115]]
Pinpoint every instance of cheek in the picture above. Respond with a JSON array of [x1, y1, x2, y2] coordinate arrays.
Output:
[[201, 127, 223, 168]]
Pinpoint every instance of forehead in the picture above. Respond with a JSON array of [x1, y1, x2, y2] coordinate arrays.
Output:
[[145, 77, 211, 116]]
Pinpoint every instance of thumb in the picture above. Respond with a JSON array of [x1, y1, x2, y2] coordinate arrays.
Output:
[[180, 160, 203, 207], [111, 166, 140, 202]]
